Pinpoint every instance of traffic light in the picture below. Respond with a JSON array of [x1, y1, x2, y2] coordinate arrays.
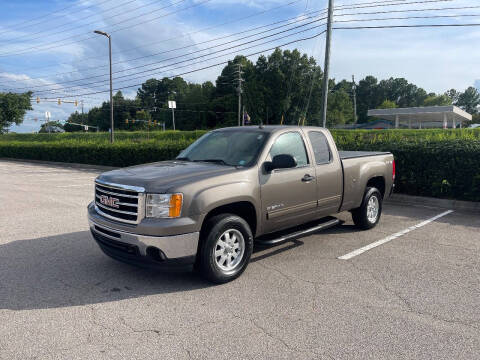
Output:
[[36, 97, 40, 104], [74, 100, 78, 107], [57, 99, 61, 105]]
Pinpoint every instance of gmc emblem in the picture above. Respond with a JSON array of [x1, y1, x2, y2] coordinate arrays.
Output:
[[99, 195, 119, 208]]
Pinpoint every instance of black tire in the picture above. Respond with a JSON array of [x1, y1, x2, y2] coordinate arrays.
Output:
[[198, 213, 253, 284], [351, 187, 383, 230]]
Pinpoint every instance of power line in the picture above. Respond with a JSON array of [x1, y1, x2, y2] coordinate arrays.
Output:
[[0, 0, 305, 74], [2, 10, 326, 89], [0, 0, 117, 36], [40, 30, 328, 100], [31, 22, 327, 95], [0, 0, 163, 44], [47, 19, 480, 100], [15, 15, 327, 93], [13, 14, 479, 96], [0, 0, 204, 57], [334, 22, 480, 30], [6, 1, 474, 91], [0, 0, 440, 58]]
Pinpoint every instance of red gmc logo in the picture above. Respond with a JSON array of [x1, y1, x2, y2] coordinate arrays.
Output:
[[99, 195, 119, 208]]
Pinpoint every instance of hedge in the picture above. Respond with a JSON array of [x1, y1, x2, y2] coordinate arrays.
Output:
[[0, 140, 190, 167], [336, 139, 480, 202], [1, 129, 479, 201]]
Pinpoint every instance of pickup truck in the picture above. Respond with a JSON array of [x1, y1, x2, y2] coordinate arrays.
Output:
[[88, 126, 395, 283]]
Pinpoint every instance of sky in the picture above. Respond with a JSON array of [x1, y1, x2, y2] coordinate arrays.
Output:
[[0, 0, 479, 132]]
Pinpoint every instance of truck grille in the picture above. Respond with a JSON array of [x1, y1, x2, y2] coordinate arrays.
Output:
[[94, 181, 145, 224]]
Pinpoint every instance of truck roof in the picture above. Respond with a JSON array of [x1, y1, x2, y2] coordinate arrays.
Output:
[[213, 125, 327, 133]]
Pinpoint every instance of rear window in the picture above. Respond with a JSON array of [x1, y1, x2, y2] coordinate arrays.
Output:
[[308, 131, 331, 165]]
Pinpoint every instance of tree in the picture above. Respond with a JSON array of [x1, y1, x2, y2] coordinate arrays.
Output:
[[456, 87, 480, 114], [0, 92, 32, 133], [39, 121, 64, 133], [423, 94, 452, 106], [379, 100, 397, 109], [64, 111, 89, 132], [327, 89, 354, 126]]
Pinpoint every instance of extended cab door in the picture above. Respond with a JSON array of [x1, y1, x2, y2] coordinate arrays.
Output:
[[259, 131, 318, 234], [305, 130, 343, 216]]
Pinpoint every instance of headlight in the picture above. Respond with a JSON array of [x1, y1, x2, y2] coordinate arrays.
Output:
[[146, 193, 183, 218]]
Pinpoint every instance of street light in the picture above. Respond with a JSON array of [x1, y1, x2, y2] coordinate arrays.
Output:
[[94, 30, 114, 143]]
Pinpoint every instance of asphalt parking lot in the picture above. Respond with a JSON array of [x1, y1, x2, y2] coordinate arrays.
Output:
[[1, 159, 479, 360]]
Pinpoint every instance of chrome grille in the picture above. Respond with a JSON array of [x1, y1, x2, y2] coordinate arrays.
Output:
[[94, 181, 145, 224]]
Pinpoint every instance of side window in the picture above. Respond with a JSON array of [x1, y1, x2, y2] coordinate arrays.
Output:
[[269, 132, 309, 167], [308, 131, 332, 165]]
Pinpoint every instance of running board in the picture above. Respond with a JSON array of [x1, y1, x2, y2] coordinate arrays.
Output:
[[255, 217, 342, 246]]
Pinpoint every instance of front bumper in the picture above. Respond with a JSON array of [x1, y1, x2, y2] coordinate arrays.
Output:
[[88, 210, 199, 271]]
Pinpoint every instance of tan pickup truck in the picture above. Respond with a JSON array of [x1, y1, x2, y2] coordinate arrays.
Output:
[[88, 126, 395, 283]]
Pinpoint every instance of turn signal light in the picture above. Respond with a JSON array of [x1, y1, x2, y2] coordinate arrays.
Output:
[[169, 194, 183, 218]]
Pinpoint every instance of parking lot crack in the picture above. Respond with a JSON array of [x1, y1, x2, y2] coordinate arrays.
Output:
[[349, 262, 480, 332], [119, 316, 170, 336]]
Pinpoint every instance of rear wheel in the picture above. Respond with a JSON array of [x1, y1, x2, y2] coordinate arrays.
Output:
[[351, 187, 382, 230], [198, 214, 253, 283]]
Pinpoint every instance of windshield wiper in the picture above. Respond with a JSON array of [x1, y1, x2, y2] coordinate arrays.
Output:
[[194, 159, 229, 166], [176, 156, 191, 161]]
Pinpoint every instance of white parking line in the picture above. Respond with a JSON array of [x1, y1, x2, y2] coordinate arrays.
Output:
[[338, 210, 454, 260]]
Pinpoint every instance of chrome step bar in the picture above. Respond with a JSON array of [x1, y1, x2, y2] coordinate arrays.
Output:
[[255, 217, 341, 246]]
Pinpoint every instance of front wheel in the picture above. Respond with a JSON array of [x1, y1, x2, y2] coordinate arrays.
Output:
[[351, 187, 383, 230], [198, 214, 253, 284]]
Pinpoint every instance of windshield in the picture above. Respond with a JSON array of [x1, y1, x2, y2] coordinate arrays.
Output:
[[177, 130, 269, 167]]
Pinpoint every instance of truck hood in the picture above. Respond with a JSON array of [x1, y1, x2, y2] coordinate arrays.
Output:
[[96, 160, 239, 193]]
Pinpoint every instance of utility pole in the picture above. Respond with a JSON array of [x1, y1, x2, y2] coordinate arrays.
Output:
[[242, 105, 245, 126], [352, 75, 358, 124], [235, 64, 244, 127], [320, 0, 334, 128]]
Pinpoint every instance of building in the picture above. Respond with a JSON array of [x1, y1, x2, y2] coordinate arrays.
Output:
[[367, 106, 472, 129]]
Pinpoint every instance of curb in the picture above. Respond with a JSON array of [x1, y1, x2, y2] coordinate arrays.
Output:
[[386, 193, 480, 213], [0, 158, 116, 171]]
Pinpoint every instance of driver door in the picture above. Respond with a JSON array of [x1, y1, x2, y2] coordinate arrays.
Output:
[[259, 131, 317, 234]]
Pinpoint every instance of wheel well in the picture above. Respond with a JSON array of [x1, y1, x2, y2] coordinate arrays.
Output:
[[366, 176, 386, 198], [201, 201, 257, 236]]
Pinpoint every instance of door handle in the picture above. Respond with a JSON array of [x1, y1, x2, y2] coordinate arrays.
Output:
[[302, 174, 315, 182]]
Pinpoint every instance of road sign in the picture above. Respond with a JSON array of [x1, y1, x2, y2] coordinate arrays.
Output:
[[168, 100, 176, 109]]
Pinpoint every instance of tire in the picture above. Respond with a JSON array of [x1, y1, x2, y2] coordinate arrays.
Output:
[[198, 213, 253, 284], [351, 187, 383, 230]]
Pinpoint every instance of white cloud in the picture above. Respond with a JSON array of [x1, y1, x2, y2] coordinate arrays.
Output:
[[2, 0, 480, 132]]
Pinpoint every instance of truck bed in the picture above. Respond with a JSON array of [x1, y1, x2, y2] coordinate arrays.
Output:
[[339, 151, 391, 160]]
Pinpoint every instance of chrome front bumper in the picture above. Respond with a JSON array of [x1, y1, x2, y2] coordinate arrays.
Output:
[[88, 218, 199, 260]]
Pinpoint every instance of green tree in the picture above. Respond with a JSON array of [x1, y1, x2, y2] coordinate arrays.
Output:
[[457, 87, 480, 114], [327, 89, 354, 126], [0, 91, 32, 133], [64, 111, 89, 132], [39, 121, 64, 133], [379, 99, 397, 109], [423, 94, 452, 106], [445, 89, 460, 103]]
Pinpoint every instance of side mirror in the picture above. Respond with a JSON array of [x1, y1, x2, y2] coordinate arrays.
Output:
[[264, 154, 297, 172]]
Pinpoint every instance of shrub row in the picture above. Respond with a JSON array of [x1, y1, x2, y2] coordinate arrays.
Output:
[[0, 140, 190, 167], [336, 139, 480, 202], [1, 130, 479, 201], [0, 130, 207, 143]]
